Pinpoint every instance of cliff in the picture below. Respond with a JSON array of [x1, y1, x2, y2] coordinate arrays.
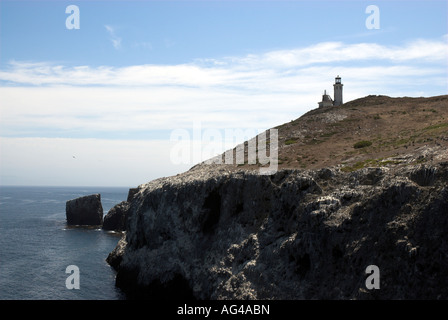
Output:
[[107, 95, 448, 299], [108, 161, 447, 299]]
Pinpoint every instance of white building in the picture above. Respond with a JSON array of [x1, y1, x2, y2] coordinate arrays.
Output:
[[318, 76, 343, 108], [318, 90, 333, 108]]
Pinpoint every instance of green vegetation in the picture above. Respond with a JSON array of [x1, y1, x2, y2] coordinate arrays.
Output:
[[353, 140, 372, 149], [341, 158, 401, 172], [423, 122, 448, 131], [307, 138, 324, 145], [285, 139, 297, 145], [320, 131, 337, 138]]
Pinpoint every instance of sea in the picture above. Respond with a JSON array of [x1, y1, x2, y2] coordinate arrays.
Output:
[[0, 186, 129, 300]]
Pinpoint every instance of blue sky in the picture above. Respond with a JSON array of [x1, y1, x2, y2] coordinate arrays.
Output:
[[1, 1, 446, 66], [0, 0, 447, 186]]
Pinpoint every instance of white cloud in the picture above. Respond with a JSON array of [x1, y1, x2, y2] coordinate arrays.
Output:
[[0, 86, 300, 136], [204, 36, 448, 69], [105, 25, 122, 50], [0, 137, 190, 186], [1, 36, 446, 88], [0, 36, 447, 186]]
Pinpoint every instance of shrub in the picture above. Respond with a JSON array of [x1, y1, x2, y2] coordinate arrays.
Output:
[[354, 140, 372, 149]]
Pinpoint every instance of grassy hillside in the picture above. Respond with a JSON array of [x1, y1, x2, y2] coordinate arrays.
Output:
[[221, 95, 448, 172]]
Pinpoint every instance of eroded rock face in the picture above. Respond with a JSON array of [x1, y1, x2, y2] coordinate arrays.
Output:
[[103, 188, 139, 232], [103, 201, 130, 232], [109, 163, 448, 300], [66, 194, 103, 226], [106, 235, 127, 270]]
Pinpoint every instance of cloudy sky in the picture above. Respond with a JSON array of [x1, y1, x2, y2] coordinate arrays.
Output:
[[0, 0, 447, 186]]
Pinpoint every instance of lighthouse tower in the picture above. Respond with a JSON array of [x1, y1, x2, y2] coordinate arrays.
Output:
[[333, 75, 343, 106]]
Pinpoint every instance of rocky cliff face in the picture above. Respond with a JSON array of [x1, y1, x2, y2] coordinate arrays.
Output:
[[66, 194, 103, 226], [102, 188, 139, 231], [103, 201, 130, 232], [108, 161, 448, 299]]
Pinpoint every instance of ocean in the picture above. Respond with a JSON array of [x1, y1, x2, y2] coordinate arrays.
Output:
[[0, 186, 128, 300]]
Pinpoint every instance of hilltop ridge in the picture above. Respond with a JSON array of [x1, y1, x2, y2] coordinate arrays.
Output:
[[211, 94, 448, 172]]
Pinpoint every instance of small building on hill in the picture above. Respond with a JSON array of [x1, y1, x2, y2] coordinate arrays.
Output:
[[318, 90, 333, 108], [318, 76, 343, 108]]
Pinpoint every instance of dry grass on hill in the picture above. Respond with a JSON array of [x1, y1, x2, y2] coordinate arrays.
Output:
[[215, 95, 448, 172]]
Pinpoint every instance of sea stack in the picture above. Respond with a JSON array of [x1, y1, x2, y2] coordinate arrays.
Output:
[[102, 201, 130, 231], [66, 194, 103, 226]]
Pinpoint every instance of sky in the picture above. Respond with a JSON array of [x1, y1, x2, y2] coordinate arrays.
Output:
[[0, 0, 447, 187]]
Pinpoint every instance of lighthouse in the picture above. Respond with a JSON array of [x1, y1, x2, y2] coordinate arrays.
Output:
[[333, 75, 343, 106]]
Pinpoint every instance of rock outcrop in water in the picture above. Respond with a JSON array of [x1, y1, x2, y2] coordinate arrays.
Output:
[[103, 201, 130, 232], [66, 194, 103, 226], [108, 161, 448, 299], [102, 188, 139, 232]]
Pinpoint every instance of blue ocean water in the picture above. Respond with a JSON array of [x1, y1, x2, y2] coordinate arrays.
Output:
[[0, 186, 128, 300]]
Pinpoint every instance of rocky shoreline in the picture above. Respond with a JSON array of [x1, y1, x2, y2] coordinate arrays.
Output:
[[105, 160, 448, 299], [65, 187, 138, 230]]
